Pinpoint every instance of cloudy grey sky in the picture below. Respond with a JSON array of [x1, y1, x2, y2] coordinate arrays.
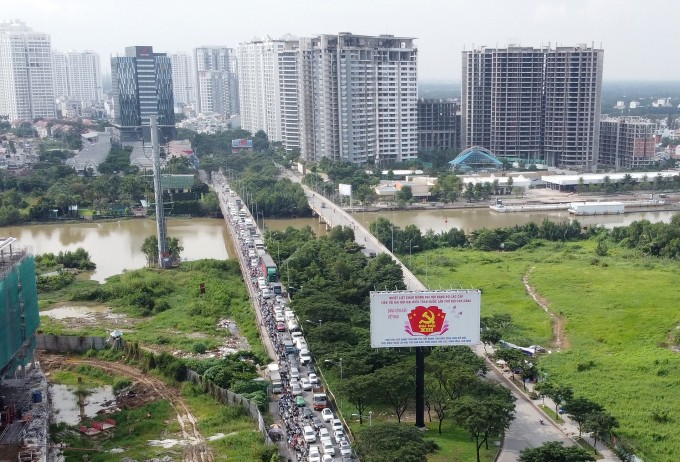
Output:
[[0, 0, 674, 81]]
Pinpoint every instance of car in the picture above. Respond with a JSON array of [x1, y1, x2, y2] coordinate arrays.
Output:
[[311, 416, 324, 430], [296, 395, 306, 407], [368, 251, 377, 258], [341, 457, 353, 462], [322, 454, 333, 462], [331, 419, 343, 433], [250, 258, 259, 267], [274, 313, 285, 322], [276, 321, 286, 332], [308, 445, 321, 462], [308, 373, 319, 386], [339, 440, 352, 456], [299, 349, 312, 365], [303, 425, 316, 443], [302, 407, 313, 419], [291, 331, 304, 340], [291, 382, 302, 396], [290, 367, 300, 380], [262, 289, 273, 299], [319, 427, 330, 441], [295, 338, 308, 350], [334, 430, 346, 442], [300, 377, 312, 391], [307, 363, 318, 375], [321, 408, 334, 422], [321, 438, 335, 456], [275, 295, 284, 303]]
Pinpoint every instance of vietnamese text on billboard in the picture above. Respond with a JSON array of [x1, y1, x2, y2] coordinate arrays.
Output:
[[370, 290, 481, 348]]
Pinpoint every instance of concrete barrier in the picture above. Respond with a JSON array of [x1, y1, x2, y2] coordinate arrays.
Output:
[[36, 334, 108, 353]]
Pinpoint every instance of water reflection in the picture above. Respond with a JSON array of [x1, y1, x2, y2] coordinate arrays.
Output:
[[2, 218, 230, 282]]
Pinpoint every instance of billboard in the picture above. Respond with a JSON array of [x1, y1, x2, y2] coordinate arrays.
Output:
[[231, 139, 254, 148], [338, 183, 352, 196], [370, 290, 480, 348]]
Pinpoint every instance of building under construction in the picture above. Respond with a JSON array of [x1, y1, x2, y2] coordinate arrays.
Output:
[[0, 237, 47, 462]]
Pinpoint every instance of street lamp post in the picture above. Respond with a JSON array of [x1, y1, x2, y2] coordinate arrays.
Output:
[[391, 224, 394, 254], [351, 411, 373, 426], [324, 358, 343, 379]]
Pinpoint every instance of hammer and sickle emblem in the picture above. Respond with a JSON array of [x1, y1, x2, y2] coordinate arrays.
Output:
[[422, 310, 435, 323]]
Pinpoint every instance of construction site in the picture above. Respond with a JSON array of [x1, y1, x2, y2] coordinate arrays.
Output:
[[0, 237, 47, 462]]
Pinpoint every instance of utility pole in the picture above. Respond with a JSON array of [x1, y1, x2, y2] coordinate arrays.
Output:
[[150, 116, 169, 268]]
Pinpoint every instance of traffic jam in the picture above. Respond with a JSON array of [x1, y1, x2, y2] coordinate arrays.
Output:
[[219, 178, 354, 462]]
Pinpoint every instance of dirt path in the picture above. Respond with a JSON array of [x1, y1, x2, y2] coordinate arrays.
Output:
[[43, 354, 214, 462], [523, 267, 570, 350]]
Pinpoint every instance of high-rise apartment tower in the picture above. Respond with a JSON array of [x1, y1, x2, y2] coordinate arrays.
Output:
[[299, 33, 418, 165], [195, 46, 238, 117], [462, 44, 603, 170], [0, 20, 55, 119]]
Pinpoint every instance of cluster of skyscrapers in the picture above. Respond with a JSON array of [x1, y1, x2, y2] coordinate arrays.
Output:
[[0, 19, 659, 170], [0, 20, 103, 120], [237, 33, 419, 165]]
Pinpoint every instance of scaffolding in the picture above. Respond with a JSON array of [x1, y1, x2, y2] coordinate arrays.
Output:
[[0, 238, 40, 376]]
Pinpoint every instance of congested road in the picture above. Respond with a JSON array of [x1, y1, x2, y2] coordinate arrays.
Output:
[[213, 171, 354, 462], [279, 167, 579, 461]]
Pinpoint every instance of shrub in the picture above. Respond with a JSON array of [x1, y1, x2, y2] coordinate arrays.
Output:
[[113, 379, 132, 393], [192, 342, 207, 354]]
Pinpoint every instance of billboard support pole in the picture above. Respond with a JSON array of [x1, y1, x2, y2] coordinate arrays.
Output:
[[415, 346, 425, 428]]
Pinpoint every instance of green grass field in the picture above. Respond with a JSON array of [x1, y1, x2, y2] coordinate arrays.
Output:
[[415, 241, 680, 462]]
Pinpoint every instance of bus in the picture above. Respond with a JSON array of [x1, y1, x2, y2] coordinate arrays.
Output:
[[260, 254, 278, 282]]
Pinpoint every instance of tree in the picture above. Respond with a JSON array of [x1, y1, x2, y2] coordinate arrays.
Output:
[[464, 182, 476, 202], [495, 348, 529, 381], [507, 176, 514, 192], [426, 378, 451, 434], [534, 381, 554, 406], [396, 185, 413, 202], [337, 375, 375, 424], [519, 441, 596, 462], [546, 384, 574, 416], [354, 423, 429, 462], [374, 364, 414, 423], [141, 235, 183, 267], [452, 388, 516, 462], [595, 238, 609, 257], [583, 410, 618, 451], [562, 397, 604, 436], [480, 328, 502, 353]]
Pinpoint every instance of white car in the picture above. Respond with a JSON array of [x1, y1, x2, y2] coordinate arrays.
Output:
[[322, 454, 333, 462], [291, 382, 303, 396], [300, 377, 312, 391], [299, 349, 312, 365], [319, 427, 330, 441], [331, 419, 343, 433], [321, 438, 335, 456], [291, 331, 303, 340], [334, 429, 346, 442], [321, 408, 334, 422], [339, 439, 352, 456], [308, 373, 319, 386], [303, 426, 316, 443], [290, 367, 300, 380], [274, 313, 285, 322]]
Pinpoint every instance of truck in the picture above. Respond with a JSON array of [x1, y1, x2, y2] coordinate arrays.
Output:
[[269, 371, 283, 394], [260, 254, 278, 282], [267, 363, 283, 393], [312, 387, 328, 410]]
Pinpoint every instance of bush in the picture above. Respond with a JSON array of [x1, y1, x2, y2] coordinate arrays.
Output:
[[192, 342, 208, 354], [113, 379, 132, 393]]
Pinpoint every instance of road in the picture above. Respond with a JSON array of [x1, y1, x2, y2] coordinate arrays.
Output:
[[41, 354, 214, 462], [65, 131, 112, 174], [280, 167, 587, 461]]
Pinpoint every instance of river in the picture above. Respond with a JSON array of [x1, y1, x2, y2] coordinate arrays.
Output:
[[3, 208, 676, 283], [2, 218, 231, 282]]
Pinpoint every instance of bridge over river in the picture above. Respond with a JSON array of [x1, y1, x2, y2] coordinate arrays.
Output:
[[211, 168, 613, 462]]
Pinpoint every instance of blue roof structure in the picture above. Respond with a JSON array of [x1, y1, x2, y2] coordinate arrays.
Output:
[[449, 146, 503, 172]]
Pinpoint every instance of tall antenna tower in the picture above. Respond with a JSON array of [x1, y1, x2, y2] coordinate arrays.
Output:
[[150, 116, 169, 268]]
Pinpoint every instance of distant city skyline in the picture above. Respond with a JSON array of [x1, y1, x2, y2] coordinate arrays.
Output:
[[1, 0, 677, 82]]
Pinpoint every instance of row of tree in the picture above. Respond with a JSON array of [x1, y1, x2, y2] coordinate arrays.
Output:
[[369, 217, 592, 255]]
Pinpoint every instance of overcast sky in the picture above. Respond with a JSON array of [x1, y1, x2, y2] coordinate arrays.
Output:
[[1, 0, 674, 81]]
